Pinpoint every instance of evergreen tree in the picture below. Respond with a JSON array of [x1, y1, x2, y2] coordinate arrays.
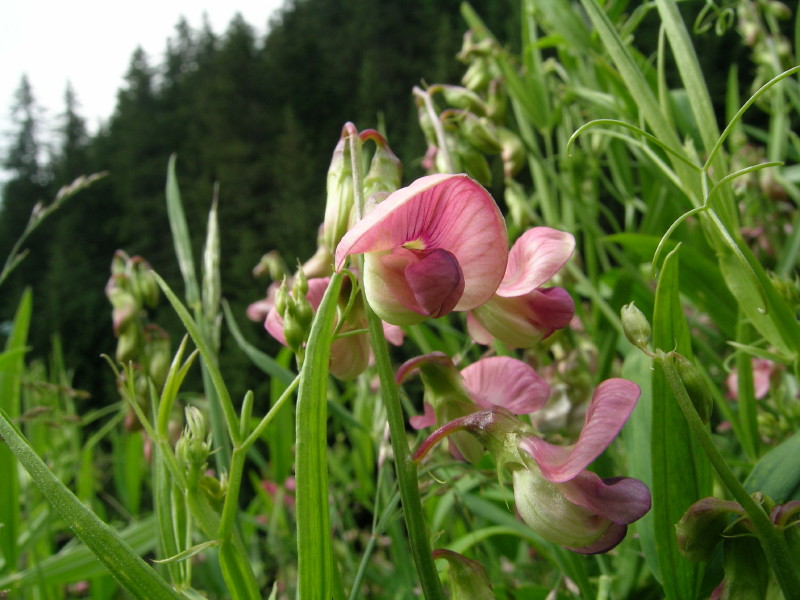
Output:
[[0, 76, 51, 325]]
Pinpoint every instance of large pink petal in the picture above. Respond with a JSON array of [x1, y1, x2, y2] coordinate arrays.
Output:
[[497, 227, 575, 297], [461, 356, 550, 415], [520, 379, 640, 482], [335, 174, 508, 310]]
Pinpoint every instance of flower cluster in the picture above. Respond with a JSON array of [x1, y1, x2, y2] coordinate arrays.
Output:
[[248, 124, 649, 557], [409, 360, 651, 554]]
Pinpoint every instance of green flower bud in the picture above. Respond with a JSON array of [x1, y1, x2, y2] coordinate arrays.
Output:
[[621, 303, 651, 349], [274, 278, 291, 319], [322, 123, 356, 255], [460, 113, 501, 154], [497, 128, 525, 178], [433, 550, 494, 600], [143, 324, 171, 390], [177, 406, 212, 479], [673, 354, 713, 424], [282, 308, 307, 353], [436, 85, 488, 115], [676, 497, 742, 561], [362, 129, 402, 202]]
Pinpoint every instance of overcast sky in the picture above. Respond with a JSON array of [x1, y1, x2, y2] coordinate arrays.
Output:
[[1, 0, 286, 173]]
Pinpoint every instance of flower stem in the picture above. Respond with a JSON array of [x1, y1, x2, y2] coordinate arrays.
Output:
[[365, 306, 445, 600], [655, 352, 800, 599]]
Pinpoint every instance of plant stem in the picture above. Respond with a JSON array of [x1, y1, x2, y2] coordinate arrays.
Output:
[[655, 352, 800, 599], [365, 306, 445, 600]]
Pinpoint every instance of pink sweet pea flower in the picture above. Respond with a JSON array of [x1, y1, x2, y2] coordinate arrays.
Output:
[[413, 378, 650, 554], [335, 174, 508, 325], [468, 227, 575, 348], [397, 352, 549, 463]]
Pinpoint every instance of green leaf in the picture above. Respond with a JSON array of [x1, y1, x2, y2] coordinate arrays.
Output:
[[0, 288, 32, 574], [166, 154, 200, 308], [0, 412, 182, 599], [744, 429, 800, 503], [650, 245, 711, 600], [0, 516, 160, 590], [295, 272, 344, 599]]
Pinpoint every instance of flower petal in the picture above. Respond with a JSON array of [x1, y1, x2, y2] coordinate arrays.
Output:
[[405, 248, 465, 318], [470, 287, 574, 348], [410, 402, 437, 430], [335, 174, 508, 311], [496, 227, 575, 297], [520, 378, 640, 482], [560, 473, 652, 524], [461, 356, 550, 415]]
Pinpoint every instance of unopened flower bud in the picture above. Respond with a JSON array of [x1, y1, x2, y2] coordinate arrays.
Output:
[[130, 256, 158, 309], [432, 549, 494, 600], [456, 138, 492, 187], [143, 324, 171, 390], [274, 278, 291, 319], [673, 354, 713, 424], [292, 266, 309, 298], [436, 85, 488, 114], [177, 406, 212, 475], [460, 113, 501, 154], [323, 123, 356, 254], [621, 303, 651, 349], [282, 307, 307, 353], [676, 497, 742, 561], [361, 130, 402, 203], [498, 128, 525, 178], [252, 250, 289, 281]]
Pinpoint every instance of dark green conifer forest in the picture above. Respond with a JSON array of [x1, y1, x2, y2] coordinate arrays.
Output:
[[0, 0, 519, 403]]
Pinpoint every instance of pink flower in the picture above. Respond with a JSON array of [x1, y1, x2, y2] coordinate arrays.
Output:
[[335, 174, 508, 325], [413, 378, 650, 553], [468, 227, 575, 348], [397, 352, 549, 463], [726, 358, 776, 400]]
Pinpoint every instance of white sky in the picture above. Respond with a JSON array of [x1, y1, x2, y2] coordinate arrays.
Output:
[[1, 0, 286, 175]]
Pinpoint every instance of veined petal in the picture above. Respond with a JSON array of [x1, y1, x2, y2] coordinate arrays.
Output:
[[461, 356, 550, 415], [497, 227, 575, 297], [520, 378, 640, 482], [335, 174, 508, 311]]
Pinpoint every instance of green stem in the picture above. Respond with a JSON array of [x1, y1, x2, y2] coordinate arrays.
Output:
[[655, 352, 800, 599], [365, 306, 445, 600]]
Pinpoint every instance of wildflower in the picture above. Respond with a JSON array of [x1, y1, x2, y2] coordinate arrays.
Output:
[[397, 351, 549, 463], [468, 227, 575, 348], [335, 173, 508, 326], [414, 378, 650, 553], [726, 357, 777, 400]]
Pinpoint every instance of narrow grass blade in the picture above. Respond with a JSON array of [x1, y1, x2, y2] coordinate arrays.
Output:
[[0, 413, 182, 599], [0, 288, 32, 575]]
